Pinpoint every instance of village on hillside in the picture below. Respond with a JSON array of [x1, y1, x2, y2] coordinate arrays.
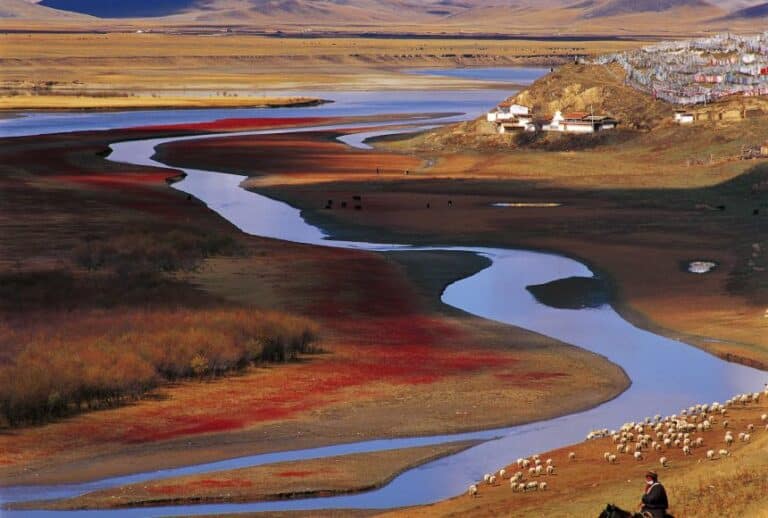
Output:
[[596, 32, 768, 106], [486, 32, 768, 137]]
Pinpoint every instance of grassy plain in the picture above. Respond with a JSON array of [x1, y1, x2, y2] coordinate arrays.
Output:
[[0, 33, 646, 110], [0, 116, 628, 490], [381, 398, 768, 517], [154, 117, 768, 369]]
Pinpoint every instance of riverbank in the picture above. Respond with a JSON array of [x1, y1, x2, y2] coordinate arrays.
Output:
[[0, 117, 628, 490], [152, 124, 768, 369], [0, 33, 645, 99], [20, 441, 479, 510], [0, 96, 329, 112], [380, 395, 768, 517]]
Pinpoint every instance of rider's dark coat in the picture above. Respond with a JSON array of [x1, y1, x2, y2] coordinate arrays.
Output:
[[641, 482, 669, 518]]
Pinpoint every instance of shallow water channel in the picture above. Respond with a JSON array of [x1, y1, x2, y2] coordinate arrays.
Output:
[[1, 70, 766, 516]]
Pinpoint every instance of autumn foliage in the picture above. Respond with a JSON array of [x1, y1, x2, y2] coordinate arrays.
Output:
[[0, 309, 319, 427]]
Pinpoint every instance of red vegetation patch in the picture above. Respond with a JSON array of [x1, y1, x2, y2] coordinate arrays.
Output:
[[137, 117, 332, 133], [275, 470, 316, 478]]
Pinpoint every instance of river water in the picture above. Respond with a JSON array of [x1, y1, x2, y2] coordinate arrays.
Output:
[[1, 68, 766, 516]]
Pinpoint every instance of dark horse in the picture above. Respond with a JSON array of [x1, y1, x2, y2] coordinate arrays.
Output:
[[599, 504, 675, 518]]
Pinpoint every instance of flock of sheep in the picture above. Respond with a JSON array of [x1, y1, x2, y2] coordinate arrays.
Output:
[[468, 386, 768, 499]]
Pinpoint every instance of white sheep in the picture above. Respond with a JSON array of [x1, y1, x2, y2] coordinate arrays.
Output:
[[489, 475, 497, 485], [633, 451, 643, 461], [743, 433, 751, 443], [568, 451, 576, 461], [534, 465, 543, 477], [660, 456, 668, 468], [468, 484, 478, 497], [747, 424, 755, 432], [706, 449, 716, 460], [604, 452, 612, 462], [539, 481, 548, 491], [545, 458, 553, 466], [608, 454, 618, 464], [718, 449, 730, 458], [683, 445, 691, 455], [517, 482, 527, 492], [483, 473, 492, 483], [725, 434, 734, 446], [525, 481, 538, 492], [546, 465, 555, 475], [498, 468, 506, 479]]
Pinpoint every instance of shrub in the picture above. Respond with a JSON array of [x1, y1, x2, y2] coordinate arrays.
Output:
[[0, 308, 320, 427]]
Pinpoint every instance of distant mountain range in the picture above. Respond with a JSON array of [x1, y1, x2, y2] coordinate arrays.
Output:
[[5, 0, 768, 31]]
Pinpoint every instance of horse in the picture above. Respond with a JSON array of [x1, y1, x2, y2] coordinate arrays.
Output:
[[598, 505, 675, 518], [597, 504, 649, 518]]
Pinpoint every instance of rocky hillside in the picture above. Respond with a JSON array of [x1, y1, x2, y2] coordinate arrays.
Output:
[[514, 63, 671, 129], [402, 63, 672, 153]]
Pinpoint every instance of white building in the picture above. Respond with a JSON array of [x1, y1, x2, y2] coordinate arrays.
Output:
[[674, 110, 695, 124], [487, 102, 530, 122], [544, 111, 617, 133]]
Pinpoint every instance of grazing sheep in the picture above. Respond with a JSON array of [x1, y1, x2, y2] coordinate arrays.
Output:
[[534, 458, 542, 466], [534, 465, 543, 477], [483, 473, 492, 483], [517, 482, 527, 492], [707, 449, 716, 460], [529, 467, 536, 477], [604, 452, 612, 462], [498, 468, 507, 479], [525, 481, 538, 492], [654, 443, 663, 452], [568, 452, 576, 461], [522, 459, 531, 469], [489, 475, 497, 485], [744, 433, 751, 443], [660, 456, 668, 468], [516, 458, 525, 467], [545, 458, 553, 466], [633, 451, 644, 461], [695, 437, 704, 447], [725, 434, 734, 446], [723, 420, 729, 429], [719, 449, 730, 458], [468, 484, 478, 497], [539, 482, 548, 491], [546, 465, 555, 475], [747, 424, 755, 432], [608, 454, 618, 464], [683, 445, 691, 455], [738, 432, 746, 442]]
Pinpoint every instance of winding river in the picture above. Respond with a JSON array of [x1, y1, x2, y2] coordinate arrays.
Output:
[[1, 71, 766, 517]]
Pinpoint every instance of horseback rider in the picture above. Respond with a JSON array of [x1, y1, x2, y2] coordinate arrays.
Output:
[[638, 470, 669, 518]]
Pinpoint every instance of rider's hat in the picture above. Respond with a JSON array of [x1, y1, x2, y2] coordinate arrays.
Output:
[[645, 470, 658, 480]]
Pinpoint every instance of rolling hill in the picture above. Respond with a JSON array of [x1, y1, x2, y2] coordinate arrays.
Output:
[[3, 0, 768, 34]]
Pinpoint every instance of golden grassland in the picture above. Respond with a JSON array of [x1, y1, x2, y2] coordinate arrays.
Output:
[[0, 33, 647, 107], [380, 399, 768, 517], [27, 441, 479, 510]]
